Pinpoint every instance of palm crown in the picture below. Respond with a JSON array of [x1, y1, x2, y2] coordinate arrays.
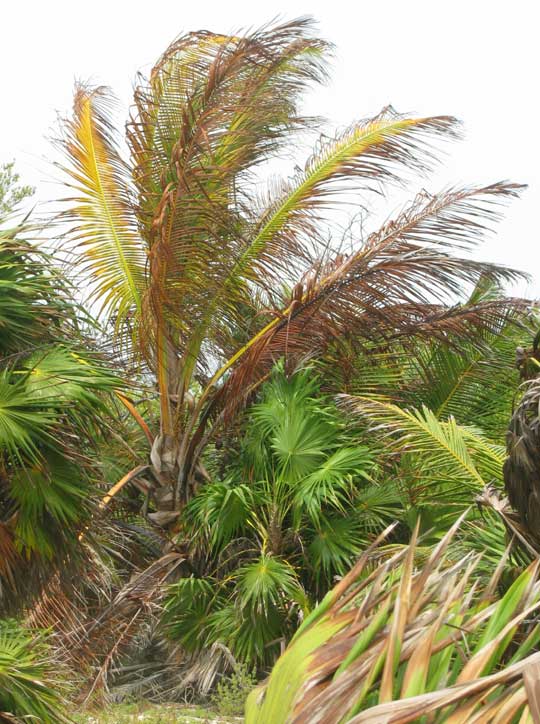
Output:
[[58, 17, 527, 519]]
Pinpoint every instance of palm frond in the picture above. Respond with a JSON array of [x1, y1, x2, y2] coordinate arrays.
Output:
[[340, 396, 505, 500], [58, 85, 146, 329], [0, 370, 55, 463], [128, 20, 329, 384], [219, 183, 527, 410], [0, 620, 72, 724], [248, 110, 459, 291], [295, 446, 372, 524], [308, 514, 364, 584], [0, 237, 69, 355], [9, 453, 90, 558]]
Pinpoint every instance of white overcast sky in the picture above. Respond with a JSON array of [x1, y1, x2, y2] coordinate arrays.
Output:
[[1, 0, 538, 294]]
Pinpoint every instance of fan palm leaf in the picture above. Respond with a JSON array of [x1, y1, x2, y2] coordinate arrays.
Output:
[[0, 620, 72, 724]]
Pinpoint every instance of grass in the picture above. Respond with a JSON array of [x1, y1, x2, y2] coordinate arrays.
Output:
[[74, 702, 241, 723]]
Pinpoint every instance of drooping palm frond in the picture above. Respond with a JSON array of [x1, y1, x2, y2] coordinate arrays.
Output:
[[129, 18, 329, 242], [127, 20, 330, 382], [392, 278, 530, 438], [247, 110, 459, 292], [218, 183, 527, 416], [77, 551, 184, 702], [58, 85, 146, 330], [246, 519, 540, 723], [324, 276, 531, 440], [197, 110, 460, 366]]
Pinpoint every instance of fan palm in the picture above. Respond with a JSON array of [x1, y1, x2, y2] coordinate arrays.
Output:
[[0, 221, 121, 607], [0, 620, 72, 723], [57, 18, 527, 526], [164, 363, 378, 666]]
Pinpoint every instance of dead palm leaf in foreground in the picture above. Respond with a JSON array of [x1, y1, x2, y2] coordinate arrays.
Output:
[[246, 517, 540, 723], [57, 18, 528, 524]]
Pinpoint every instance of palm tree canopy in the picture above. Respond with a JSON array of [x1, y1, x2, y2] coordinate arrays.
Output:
[[58, 19, 527, 386]]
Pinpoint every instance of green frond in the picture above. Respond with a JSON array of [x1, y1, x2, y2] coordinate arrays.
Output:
[[163, 576, 225, 652], [308, 514, 363, 584], [18, 345, 120, 420], [340, 396, 503, 496], [183, 478, 255, 551], [0, 370, 55, 464], [248, 111, 460, 288], [0, 237, 69, 355], [9, 452, 90, 558], [235, 553, 306, 616], [0, 620, 72, 723], [295, 446, 373, 524]]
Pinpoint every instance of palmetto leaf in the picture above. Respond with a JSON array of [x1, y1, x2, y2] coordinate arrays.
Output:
[[235, 553, 307, 616], [58, 85, 146, 328], [9, 453, 90, 558], [0, 237, 68, 355], [17, 345, 121, 438], [295, 446, 372, 523], [308, 514, 364, 583], [163, 576, 224, 652], [0, 370, 55, 463], [184, 478, 255, 551], [0, 620, 72, 723]]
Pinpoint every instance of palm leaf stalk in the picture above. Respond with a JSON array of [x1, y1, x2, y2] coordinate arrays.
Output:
[[57, 18, 528, 528], [246, 517, 540, 723]]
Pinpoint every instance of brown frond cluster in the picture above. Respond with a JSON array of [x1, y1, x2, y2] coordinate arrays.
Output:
[[221, 182, 527, 414]]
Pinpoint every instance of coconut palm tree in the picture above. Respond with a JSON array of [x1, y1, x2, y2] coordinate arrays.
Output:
[[57, 17, 527, 529]]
